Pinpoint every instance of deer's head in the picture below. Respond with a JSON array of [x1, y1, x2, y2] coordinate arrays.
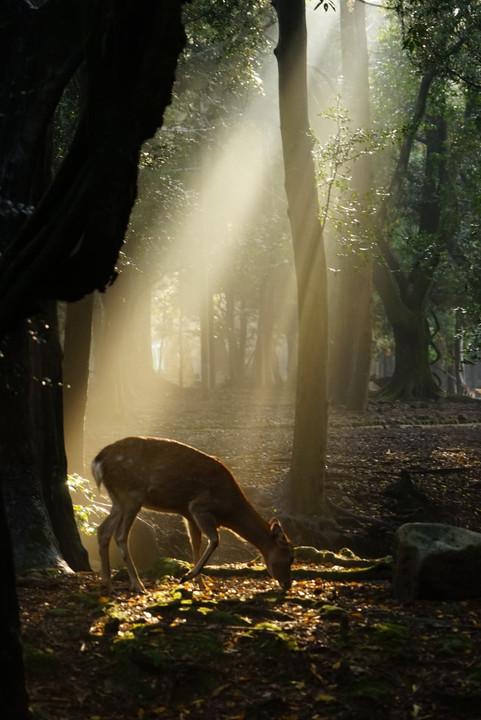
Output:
[[263, 518, 294, 591]]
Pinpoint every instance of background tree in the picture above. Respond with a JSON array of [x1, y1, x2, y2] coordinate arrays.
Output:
[[372, 70, 443, 400], [328, 0, 373, 411], [368, 3, 481, 399], [273, 0, 329, 515], [87, 0, 285, 404]]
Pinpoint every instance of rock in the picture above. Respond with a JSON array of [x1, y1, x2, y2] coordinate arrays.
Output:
[[392, 523, 481, 602], [82, 516, 159, 572]]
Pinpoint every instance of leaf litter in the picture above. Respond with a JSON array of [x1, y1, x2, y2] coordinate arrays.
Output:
[[19, 393, 481, 719]]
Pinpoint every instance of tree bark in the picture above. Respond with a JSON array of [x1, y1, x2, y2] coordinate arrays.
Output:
[[329, 0, 373, 411], [273, 0, 329, 515], [1, 305, 90, 572], [63, 294, 94, 475], [0, 484, 30, 720], [91, 264, 158, 414], [0, 0, 186, 332], [253, 279, 278, 387], [0, 2, 185, 715], [373, 261, 440, 399], [373, 100, 446, 401]]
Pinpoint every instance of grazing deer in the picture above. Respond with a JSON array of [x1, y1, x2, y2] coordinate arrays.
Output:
[[92, 436, 294, 593]]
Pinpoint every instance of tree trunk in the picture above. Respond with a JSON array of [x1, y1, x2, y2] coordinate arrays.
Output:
[[225, 287, 246, 386], [374, 103, 446, 401], [389, 311, 440, 400], [200, 271, 215, 394], [90, 277, 129, 415], [273, 0, 329, 515], [329, 0, 373, 410], [0, 0, 186, 332], [373, 259, 441, 400], [0, 2, 185, 714], [253, 280, 276, 387], [63, 294, 94, 475], [123, 276, 156, 391], [1, 307, 89, 572], [0, 485, 30, 720], [91, 267, 156, 414], [238, 297, 248, 383]]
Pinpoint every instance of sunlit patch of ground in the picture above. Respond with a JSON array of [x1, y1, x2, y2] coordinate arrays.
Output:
[[20, 571, 481, 720], [32, 393, 478, 718]]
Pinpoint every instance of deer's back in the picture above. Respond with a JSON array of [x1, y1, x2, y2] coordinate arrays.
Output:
[[93, 436, 247, 519]]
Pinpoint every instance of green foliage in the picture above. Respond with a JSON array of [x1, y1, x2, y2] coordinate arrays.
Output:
[[127, 0, 276, 274], [314, 98, 402, 253], [395, 0, 481, 87], [66, 474, 108, 535]]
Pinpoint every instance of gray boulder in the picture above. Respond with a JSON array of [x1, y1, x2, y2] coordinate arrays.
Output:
[[392, 523, 481, 602]]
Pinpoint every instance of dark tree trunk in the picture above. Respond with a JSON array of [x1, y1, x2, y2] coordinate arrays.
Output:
[[273, 0, 329, 514], [374, 289, 440, 400], [0, 485, 30, 720], [0, 2, 185, 714], [239, 298, 248, 382], [63, 294, 94, 475], [36, 303, 90, 570], [373, 79, 444, 401], [0, 0, 186, 331], [1, 305, 90, 572]]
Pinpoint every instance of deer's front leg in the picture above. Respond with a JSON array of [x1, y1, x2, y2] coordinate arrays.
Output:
[[181, 508, 219, 583]]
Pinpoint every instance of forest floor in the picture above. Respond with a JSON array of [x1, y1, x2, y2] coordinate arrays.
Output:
[[19, 389, 481, 720]]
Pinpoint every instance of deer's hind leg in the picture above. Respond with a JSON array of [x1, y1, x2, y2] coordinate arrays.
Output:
[[98, 504, 122, 593], [113, 501, 144, 593]]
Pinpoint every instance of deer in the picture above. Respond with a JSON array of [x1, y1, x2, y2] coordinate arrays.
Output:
[[91, 436, 294, 594]]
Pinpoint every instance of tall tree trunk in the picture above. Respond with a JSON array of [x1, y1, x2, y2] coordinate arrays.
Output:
[[329, 0, 373, 410], [1, 307, 89, 572], [373, 267, 440, 400], [199, 270, 216, 394], [91, 277, 128, 415], [253, 280, 276, 387], [273, 0, 329, 515], [374, 104, 446, 401], [91, 267, 156, 414], [63, 294, 94, 475], [238, 296, 248, 383], [122, 275, 156, 391]]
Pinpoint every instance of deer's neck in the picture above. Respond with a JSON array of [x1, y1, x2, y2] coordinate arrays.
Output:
[[226, 501, 272, 554]]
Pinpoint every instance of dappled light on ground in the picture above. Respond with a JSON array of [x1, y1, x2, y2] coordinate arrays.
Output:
[[49, 395, 481, 718], [20, 570, 481, 719]]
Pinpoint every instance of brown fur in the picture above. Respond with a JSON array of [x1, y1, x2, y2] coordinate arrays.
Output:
[[92, 436, 293, 593]]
